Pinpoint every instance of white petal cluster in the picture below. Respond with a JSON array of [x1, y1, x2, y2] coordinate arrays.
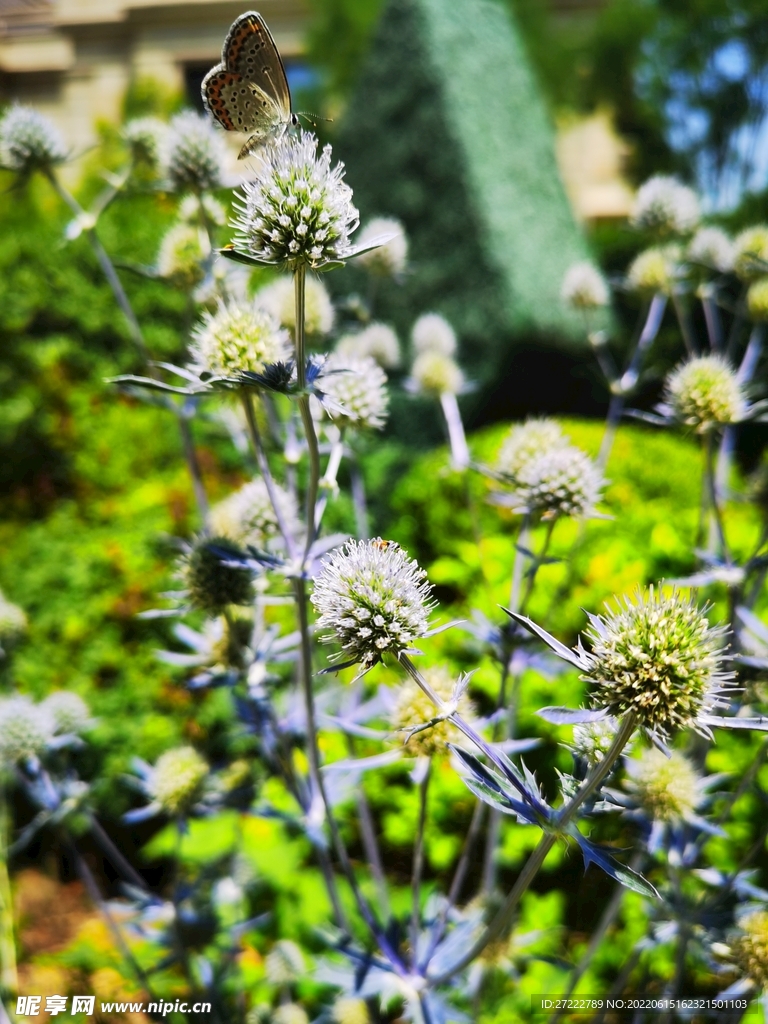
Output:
[[151, 746, 208, 815], [233, 132, 358, 269], [43, 692, 91, 735], [319, 353, 389, 431], [632, 175, 700, 235], [0, 696, 54, 767], [123, 116, 166, 168], [0, 105, 66, 174], [311, 539, 435, 668], [255, 274, 335, 336], [411, 351, 464, 397], [666, 354, 745, 432], [161, 111, 225, 193], [0, 591, 27, 647], [734, 225, 768, 281], [157, 223, 206, 287], [356, 216, 408, 278], [627, 245, 681, 295], [561, 262, 610, 310], [625, 748, 701, 822], [411, 313, 457, 356], [571, 718, 620, 767], [189, 300, 290, 377], [336, 322, 400, 369], [509, 445, 603, 519], [497, 418, 568, 480], [209, 478, 299, 549], [687, 227, 734, 273]]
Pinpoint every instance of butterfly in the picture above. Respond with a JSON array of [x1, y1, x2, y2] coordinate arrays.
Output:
[[202, 11, 298, 159]]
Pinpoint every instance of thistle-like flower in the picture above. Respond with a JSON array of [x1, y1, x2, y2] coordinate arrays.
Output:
[[411, 313, 457, 357], [570, 717, 620, 768], [496, 418, 568, 480], [625, 748, 702, 823], [161, 111, 225, 193], [734, 225, 768, 281], [311, 539, 435, 669], [583, 587, 733, 738], [0, 696, 54, 767], [356, 216, 408, 278], [631, 176, 700, 236], [561, 262, 610, 310], [627, 245, 681, 295], [0, 591, 27, 651], [265, 940, 305, 985], [157, 223, 206, 287], [393, 665, 473, 757], [150, 746, 209, 816], [747, 279, 768, 322], [688, 227, 734, 273], [731, 911, 768, 990], [181, 537, 254, 614], [507, 445, 604, 519], [232, 132, 358, 269], [189, 300, 289, 378], [319, 353, 389, 431], [123, 117, 166, 169], [0, 105, 66, 175], [43, 692, 91, 735], [411, 351, 464, 397], [255, 274, 335, 336], [336, 322, 400, 369], [209, 479, 299, 549], [332, 998, 370, 1024], [665, 355, 745, 432]]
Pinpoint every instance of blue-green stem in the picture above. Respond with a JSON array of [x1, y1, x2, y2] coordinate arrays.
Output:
[[294, 266, 321, 562], [411, 761, 431, 965]]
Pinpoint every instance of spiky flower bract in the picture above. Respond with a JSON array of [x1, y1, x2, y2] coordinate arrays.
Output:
[[0, 105, 66, 174], [625, 748, 701, 822], [161, 111, 224, 193], [631, 176, 700, 236], [157, 224, 206, 287], [209, 479, 299, 549], [0, 591, 27, 648], [666, 355, 745, 432], [627, 246, 681, 295], [151, 746, 208, 815], [509, 445, 603, 519], [336, 322, 401, 369], [688, 227, 734, 273], [0, 696, 54, 767], [332, 998, 370, 1024], [189, 301, 289, 378], [123, 117, 165, 168], [182, 537, 254, 614], [393, 666, 474, 757], [265, 940, 305, 985], [497, 418, 568, 480], [583, 587, 733, 738], [561, 262, 610, 309], [255, 275, 335, 336], [356, 216, 408, 278], [571, 718, 620, 767], [43, 692, 90, 735], [411, 351, 464, 397], [311, 539, 435, 669], [734, 225, 768, 281], [233, 132, 358, 270], [747, 279, 768, 322], [732, 911, 768, 989], [411, 313, 457, 356], [272, 1007, 309, 1024], [320, 353, 389, 431]]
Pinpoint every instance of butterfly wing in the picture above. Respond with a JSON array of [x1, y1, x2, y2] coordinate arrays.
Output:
[[202, 67, 284, 137], [222, 11, 291, 120]]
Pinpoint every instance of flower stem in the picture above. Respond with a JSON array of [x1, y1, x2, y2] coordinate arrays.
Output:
[[439, 391, 470, 470], [0, 786, 17, 1000], [411, 761, 431, 965], [294, 266, 321, 561], [705, 431, 730, 564]]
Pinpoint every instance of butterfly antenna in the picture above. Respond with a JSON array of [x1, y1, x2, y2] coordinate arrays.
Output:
[[297, 112, 333, 129]]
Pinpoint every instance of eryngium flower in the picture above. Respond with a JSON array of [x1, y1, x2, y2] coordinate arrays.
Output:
[[265, 940, 305, 985], [189, 301, 289, 378], [747, 278, 768, 322], [255, 274, 335, 336], [43, 691, 90, 735], [0, 105, 66, 174], [182, 537, 254, 614], [0, 696, 54, 766], [232, 132, 358, 269], [412, 313, 457, 356], [497, 418, 568, 480], [571, 717, 620, 767], [583, 587, 732, 738], [625, 748, 701, 822], [161, 111, 224, 193], [411, 351, 464, 397], [332, 998, 370, 1024], [734, 225, 768, 281], [273, 1007, 309, 1024], [0, 591, 27, 648], [157, 223, 205, 287], [688, 226, 734, 273], [627, 245, 681, 295], [732, 911, 768, 989], [508, 445, 603, 519], [123, 116, 165, 168], [631, 175, 700, 236], [151, 746, 208, 815], [320, 353, 388, 430], [356, 216, 408, 278], [311, 539, 435, 668], [666, 355, 745, 432], [393, 665, 474, 757], [209, 478, 299, 549], [561, 262, 610, 310], [336, 322, 401, 369]]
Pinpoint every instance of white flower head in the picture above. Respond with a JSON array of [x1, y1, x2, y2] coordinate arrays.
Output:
[[209, 478, 300, 549], [319, 353, 389, 431], [0, 696, 54, 767], [0, 105, 66, 174], [43, 692, 91, 735], [311, 539, 435, 669], [189, 300, 290, 378], [731, 911, 768, 990], [666, 354, 745, 432], [734, 225, 768, 281], [151, 746, 208, 815], [233, 132, 358, 269], [632, 175, 700, 236], [561, 262, 610, 310], [627, 245, 682, 295], [509, 445, 604, 519], [411, 351, 464, 397], [157, 223, 206, 287], [178, 192, 227, 227], [411, 313, 457, 356], [356, 216, 408, 278], [161, 111, 225, 193], [497, 418, 568, 480], [0, 592, 27, 649], [625, 748, 702, 823], [336, 322, 401, 369], [571, 717, 621, 767], [255, 274, 335, 336], [265, 940, 305, 985], [688, 226, 734, 273], [123, 116, 166, 168]]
